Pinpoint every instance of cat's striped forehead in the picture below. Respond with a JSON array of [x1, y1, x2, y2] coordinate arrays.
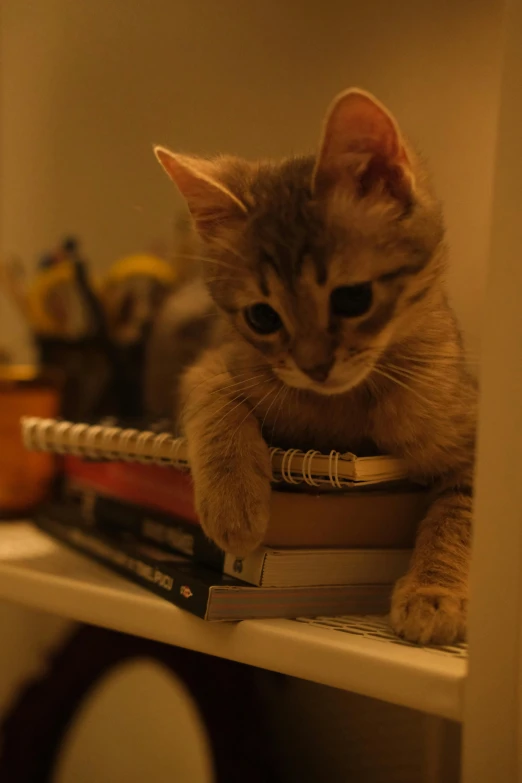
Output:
[[235, 156, 331, 291], [210, 151, 445, 345], [225, 155, 439, 297]]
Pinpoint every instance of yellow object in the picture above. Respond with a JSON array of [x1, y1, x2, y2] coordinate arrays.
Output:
[[27, 260, 75, 334], [0, 364, 40, 383], [26, 253, 177, 336], [26, 260, 100, 336], [103, 254, 178, 287]]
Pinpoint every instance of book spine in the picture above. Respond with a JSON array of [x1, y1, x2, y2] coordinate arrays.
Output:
[[35, 507, 212, 619], [71, 490, 273, 588], [95, 497, 277, 586], [64, 454, 199, 522], [222, 551, 267, 585], [93, 495, 224, 571], [66, 483, 274, 585]]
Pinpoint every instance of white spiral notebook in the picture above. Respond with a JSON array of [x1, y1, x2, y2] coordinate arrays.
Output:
[[21, 416, 409, 489]]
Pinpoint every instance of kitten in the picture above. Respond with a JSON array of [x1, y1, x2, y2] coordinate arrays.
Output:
[[154, 88, 477, 645]]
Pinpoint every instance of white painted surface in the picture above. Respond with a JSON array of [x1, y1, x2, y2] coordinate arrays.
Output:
[[462, 0, 522, 781]]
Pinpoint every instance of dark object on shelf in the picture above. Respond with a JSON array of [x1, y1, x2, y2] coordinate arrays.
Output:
[[32, 237, 146, 420], [3, 237, 180, 423], [0, 624, 281, 783]]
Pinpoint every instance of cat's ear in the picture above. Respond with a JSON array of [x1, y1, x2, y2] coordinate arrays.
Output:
[[312, 89, 414, 205], [154, 146, 247, 233]]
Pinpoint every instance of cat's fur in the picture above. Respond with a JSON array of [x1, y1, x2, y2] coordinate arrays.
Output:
[[144, 278, 217, 420], [155, 89, 477, 645]]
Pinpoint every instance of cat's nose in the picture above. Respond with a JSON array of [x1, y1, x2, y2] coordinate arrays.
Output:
[[301, 362, 333, 383], [292, 339, 335, 383]]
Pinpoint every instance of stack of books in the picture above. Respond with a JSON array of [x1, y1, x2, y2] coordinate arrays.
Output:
[[22, 417, 430, 621]]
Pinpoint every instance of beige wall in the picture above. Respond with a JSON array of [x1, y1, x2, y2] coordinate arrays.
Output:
[[1, 0, 503, 361]]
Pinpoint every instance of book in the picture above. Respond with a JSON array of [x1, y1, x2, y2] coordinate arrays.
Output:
[[225, 547, 410, 588], [63, 456, 429, 549], [72, 492, 412, 587], [73, 491, 223, 567], [35, 504, 393, 620], [21, 416, 410, 488]]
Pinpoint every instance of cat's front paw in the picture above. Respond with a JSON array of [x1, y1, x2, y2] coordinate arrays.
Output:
[[195, 476, 271, 557], [390, 574, 467, 645]]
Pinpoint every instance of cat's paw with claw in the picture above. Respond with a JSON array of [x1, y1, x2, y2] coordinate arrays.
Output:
[[390, 574, 467, 645], [195, 477, 271, 557]]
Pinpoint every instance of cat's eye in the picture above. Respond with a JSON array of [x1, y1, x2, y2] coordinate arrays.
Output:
[[244, 303, 282, 335], [330, 283, 373, 318]]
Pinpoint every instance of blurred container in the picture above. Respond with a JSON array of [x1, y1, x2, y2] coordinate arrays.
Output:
[[0, 366, 60, 516]]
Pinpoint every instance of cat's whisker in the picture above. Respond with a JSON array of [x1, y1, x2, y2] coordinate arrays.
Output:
[[209, 236, 246, 263], [173, 253, 237, 271], [205, 390, 257, 426], [365, 373, 381, 397], [400, 356, 479, 365], [225, 385, 278, 457], [365, 344, 480, 357], [181, 370, 247, 401], [386, 370, 438, 387], [185, 365, 271, 396], [269, 385, 291, 447], [206, 373, 272, 398], [365, 349, 480, 370], [212, 381, 271, 431], [180, 368, 271, 418], [228, 364, 273, 375], [371, 366, 432, 404], [260, 383, 286, 435], [365, 348, 480, 365], [201, 377, 269, 412], [381, 361, 445, 386]]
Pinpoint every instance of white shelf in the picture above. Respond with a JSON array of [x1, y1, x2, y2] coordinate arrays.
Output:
[[0, 522, 466, 721]]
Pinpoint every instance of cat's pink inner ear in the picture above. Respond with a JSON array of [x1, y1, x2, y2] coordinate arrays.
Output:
[[313, 89, 414, 201], [154, 147, 247, 233]]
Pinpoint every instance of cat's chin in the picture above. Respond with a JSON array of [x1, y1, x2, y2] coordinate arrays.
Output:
[[307, 376, 367, 396], [274, 366, 372, 396]]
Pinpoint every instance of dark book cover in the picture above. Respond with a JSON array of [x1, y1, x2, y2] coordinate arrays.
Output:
[[35, 502, 242, 620], [92, 494, 224, 570], [34, 502, 393, 620]]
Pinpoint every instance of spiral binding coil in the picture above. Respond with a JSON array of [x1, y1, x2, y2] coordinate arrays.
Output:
[[20, 416, 405, 489]]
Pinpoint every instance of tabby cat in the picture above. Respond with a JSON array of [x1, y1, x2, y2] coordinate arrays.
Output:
[[154, 89, 476, 645]]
